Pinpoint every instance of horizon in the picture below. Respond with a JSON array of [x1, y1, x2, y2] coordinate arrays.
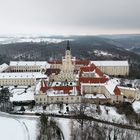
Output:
[[0, 33, 140, 37]]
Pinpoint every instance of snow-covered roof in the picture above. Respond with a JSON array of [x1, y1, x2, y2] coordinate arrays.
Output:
[[81, 79, 121, 96], [0, 72, 47, 79], [82, 70, 101, 78], [36, 80, 41, 93], [0, 63, 9, 72], [47, 90, 70, 96], [81, 83, 105, 86], [51, 81, 77, 87], [118, 86, 139, 91], [80, 64, 106, 77], [105, 79, 118, 95], [35, 80, 78, 95], [91, 61, 129, 66], [47, 89, 77, 96], [84, 93, 106, 99], [10, 61, 50, 68]]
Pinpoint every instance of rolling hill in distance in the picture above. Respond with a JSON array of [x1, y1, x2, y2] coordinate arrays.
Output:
[[0, 34, 140, 78], [0, 34, 140, 61]]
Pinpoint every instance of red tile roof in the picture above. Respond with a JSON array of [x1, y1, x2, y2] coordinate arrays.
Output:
[[95, 67, 104, 77], [45, 68, 61, 76], [80, 65, 96, 72], [47, 86, 75, 94], [113, 86, 121, 95], [79, 77, 108, 84], [40, 80, 48, 93], [75, 60, 90, 65], [50, 86, 72, 91], [80, 64, 105, 77], [40, 81, 77, 94]]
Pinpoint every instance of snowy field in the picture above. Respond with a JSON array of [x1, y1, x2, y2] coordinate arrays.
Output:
[[0, 112, 38, 140], [55, 118, 71, 140], [10, 86, 35, 102], [94, 50, 113, 56]]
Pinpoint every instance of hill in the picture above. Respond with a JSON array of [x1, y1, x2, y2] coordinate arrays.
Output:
[[0, 35, 140, 78]]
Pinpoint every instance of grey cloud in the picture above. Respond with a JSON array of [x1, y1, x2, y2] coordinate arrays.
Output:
[[0, 0, 140, 35]]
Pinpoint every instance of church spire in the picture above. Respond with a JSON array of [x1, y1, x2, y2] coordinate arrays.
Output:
[[66, 40, 70, 50]]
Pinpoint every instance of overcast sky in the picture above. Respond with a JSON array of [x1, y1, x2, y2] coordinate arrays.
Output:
[[0, 0, 140, 35]]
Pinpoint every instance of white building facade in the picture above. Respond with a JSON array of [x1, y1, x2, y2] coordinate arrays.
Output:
[[91, 61, 129, 76], [9, 61, 50, 72], [0, 72, 47, 86]]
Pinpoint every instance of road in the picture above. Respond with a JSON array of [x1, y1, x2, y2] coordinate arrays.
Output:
[[7, 111, 140, 131]]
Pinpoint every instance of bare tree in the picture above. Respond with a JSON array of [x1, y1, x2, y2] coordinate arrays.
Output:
[[37, 114, 64, 140], [71, 103, 90, 140]]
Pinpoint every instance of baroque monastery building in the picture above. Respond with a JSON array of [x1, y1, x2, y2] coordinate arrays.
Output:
[[34, 41, 132, 105], [0, 41, 139, 104]]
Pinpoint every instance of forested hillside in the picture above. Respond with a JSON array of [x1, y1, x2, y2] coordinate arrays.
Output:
[[0, 35, 140, 78]]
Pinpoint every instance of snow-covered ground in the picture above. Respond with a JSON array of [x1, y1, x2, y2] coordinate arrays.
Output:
[[84, 93, 106, 99], [133, 101, 140, 113], [10, 86, 35, 102], [1, 100, 140, 140], [19, 118, 38, 140], [0, 112, 38, 140], [34, 104, 128, 124], [55, 118, 71, 140], [94, 50, 112, 56], [99, 105, 127, 123], [0, 116, 26, 140], [9, 84, 140, 126]]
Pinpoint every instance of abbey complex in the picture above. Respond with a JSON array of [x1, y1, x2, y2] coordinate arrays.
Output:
[[0, 41, 139, 105]]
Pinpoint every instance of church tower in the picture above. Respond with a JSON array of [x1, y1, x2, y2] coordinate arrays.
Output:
[[60, 41, 75, 81], [66, 40, 71, 55], [64, 40, 72, 64]]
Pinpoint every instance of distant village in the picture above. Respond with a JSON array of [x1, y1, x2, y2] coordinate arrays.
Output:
[[0, 41, 139, 108]]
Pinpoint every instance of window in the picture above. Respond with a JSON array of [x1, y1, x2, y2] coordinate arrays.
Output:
[[40, 98, 42, 101]]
